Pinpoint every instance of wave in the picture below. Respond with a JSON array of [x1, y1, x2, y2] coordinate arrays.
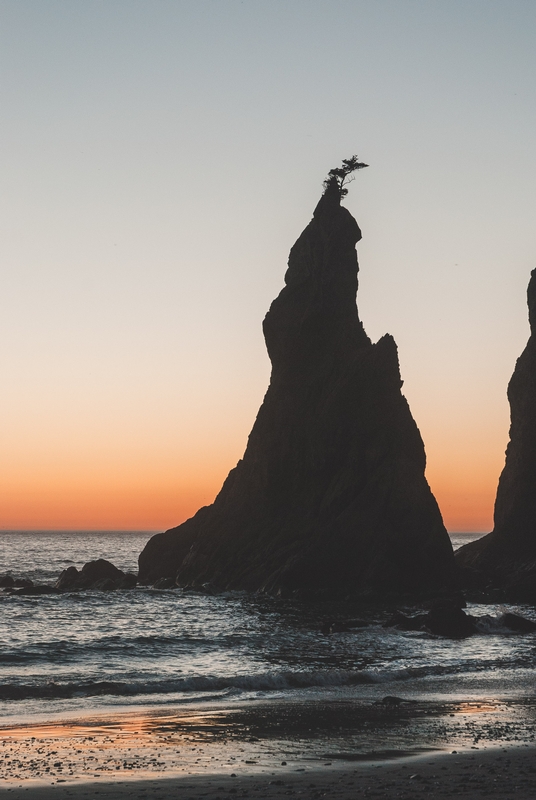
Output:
[[0, 669, 392, 701], [0, 661, 499, 702]]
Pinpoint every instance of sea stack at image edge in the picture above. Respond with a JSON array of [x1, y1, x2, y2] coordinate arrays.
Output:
[[456, 269, 536, 602], [139, 178, 455, 598]]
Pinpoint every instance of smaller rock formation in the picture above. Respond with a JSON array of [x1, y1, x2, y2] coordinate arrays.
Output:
[[0, 575, 33, 589], [55, 559, 137, 591], [385, 602, 477, 639], [500, 612, 536, 633], [55, 566, 80, 590], [456, 270, 536, 602], [385, 606, 536, 638], [0, 561, 138, 595], [9, 585, 60, 596]]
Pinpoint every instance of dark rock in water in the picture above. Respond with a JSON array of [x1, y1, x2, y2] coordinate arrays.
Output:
[[119, 572, 138, 589], [386, 601, 477, 638], [423, 604, 477, 639], [11, 585, 60, 596], [78, 559, 124, 587], [12, 578, 34, 589], [0, 575, 34, 589], [55, 566, 80, 591], [457, 270, 536, 602], [386, 605, 534, 638], [499, 612, 536, 633], [139, 178, 455, 597], [55, 559, 133, 591]]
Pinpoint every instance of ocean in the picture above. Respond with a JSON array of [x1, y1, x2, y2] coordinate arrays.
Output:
[[0, 530, 535, 733]]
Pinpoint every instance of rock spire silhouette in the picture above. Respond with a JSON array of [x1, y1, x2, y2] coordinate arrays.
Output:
[[457, 269, 536, 601], [138, 175, 454, 597]]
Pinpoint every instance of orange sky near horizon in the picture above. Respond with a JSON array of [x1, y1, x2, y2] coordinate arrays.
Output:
[[0, 451, 505, 534], [0, 452, 504, 534], [426, 459, 501, 534], [0, 436, 240, 531], [0, 395, 509, 533]]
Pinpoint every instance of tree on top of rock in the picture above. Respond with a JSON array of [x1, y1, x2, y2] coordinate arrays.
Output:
[[323, 155, 369, 199]]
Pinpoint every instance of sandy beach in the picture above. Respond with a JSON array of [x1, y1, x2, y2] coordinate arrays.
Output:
[[1, 696, 536, 798], [1, 746, 536, 799]]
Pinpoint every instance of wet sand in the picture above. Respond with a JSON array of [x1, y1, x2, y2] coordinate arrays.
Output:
[[1, 697, 535, 797]]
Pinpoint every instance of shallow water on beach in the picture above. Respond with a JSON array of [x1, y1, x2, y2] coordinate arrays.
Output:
[[0, 531, 535, 726]]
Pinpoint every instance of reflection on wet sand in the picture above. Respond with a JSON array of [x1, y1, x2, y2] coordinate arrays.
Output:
[[453, 701, 500, 714]]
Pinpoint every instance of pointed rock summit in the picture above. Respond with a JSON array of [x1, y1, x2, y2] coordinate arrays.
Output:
[[139, 171, 454, 597], [457, 269, 536, 601]]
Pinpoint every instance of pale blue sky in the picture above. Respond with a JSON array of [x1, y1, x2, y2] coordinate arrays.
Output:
[[1, 1, 535, 529]]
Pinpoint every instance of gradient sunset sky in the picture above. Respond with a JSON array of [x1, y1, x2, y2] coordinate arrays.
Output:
[[1, 0, 535, 532]]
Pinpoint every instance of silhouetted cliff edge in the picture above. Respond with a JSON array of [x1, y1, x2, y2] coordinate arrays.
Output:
[[139, 182, 454, 597], [457, 270, 536, 602]]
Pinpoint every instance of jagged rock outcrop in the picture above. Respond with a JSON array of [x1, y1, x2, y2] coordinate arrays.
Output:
[[139, 180, 455, 597], [457, 270, 536, 601]]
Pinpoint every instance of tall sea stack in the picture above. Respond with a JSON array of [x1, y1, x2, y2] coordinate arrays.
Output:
[[457, 270, 536, 601], [139, 176, 455, 597]]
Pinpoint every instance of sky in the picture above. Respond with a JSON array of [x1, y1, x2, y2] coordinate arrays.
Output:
[[1, 0, 535, 532]]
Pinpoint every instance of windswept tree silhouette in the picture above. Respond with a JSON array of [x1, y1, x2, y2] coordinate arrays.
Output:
[[323, 155, 368, 198]]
